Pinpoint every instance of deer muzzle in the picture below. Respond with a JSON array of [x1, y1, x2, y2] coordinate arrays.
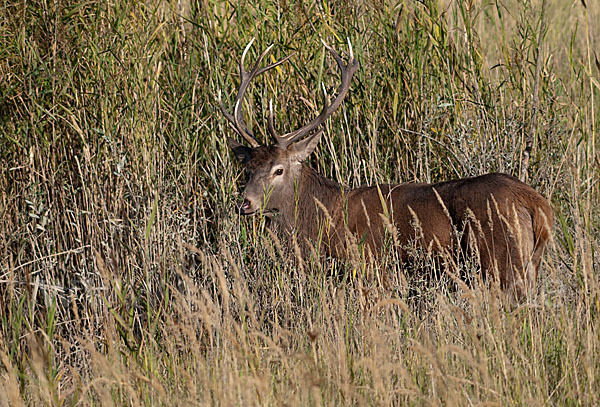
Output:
[[239, 198, 255, 215]]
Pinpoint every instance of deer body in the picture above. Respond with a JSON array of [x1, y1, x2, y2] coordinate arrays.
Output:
[[221, 40, 553, 298]]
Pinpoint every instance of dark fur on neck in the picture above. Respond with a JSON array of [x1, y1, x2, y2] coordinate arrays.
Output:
[[277, 165, 346, 256]]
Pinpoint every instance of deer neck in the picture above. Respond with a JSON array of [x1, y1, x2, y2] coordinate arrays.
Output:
[[277, 164, 343, 247]]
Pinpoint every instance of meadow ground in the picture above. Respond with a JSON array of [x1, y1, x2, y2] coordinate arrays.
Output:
[[0, 0, 599, 405]]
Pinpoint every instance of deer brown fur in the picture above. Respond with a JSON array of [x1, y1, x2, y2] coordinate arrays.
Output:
[[221, 40, 553, 299]]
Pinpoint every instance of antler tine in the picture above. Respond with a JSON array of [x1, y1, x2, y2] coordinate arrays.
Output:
[[267, 99, 277, 140], [272, 40, 359, 149], [221, 39, 292, 148], [347, 37, 354, 61], [217, 90, 235, 127], [217, 90, 252, 143], [253, 46, 294, 77], [231, 99, 259, 147], [239, 37, 256, 77]]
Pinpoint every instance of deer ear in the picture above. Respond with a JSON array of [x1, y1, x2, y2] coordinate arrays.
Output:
[[289, 130, 323, 162], [228, 137, 252, 163]]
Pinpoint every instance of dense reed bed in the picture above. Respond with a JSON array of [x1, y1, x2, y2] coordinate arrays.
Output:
[[0, 0, 598, 405]]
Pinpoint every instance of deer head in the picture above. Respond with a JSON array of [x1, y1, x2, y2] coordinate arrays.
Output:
[[220, 39, 359, 216]]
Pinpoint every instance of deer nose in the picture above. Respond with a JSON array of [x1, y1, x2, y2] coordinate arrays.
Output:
[[239, 198, 253, 215]]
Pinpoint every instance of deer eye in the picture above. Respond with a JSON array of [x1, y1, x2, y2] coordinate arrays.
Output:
[[274, 168, 284, 176]]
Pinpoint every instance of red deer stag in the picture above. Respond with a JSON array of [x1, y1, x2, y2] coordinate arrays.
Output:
[[220, 39, 553, 299]]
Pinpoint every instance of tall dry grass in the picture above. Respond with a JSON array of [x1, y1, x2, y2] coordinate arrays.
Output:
[[0, 0, 598, 405]]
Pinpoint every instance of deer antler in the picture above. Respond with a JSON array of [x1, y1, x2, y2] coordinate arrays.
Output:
[[219, 38, 293, 147], [268, 38, 359, 149]]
